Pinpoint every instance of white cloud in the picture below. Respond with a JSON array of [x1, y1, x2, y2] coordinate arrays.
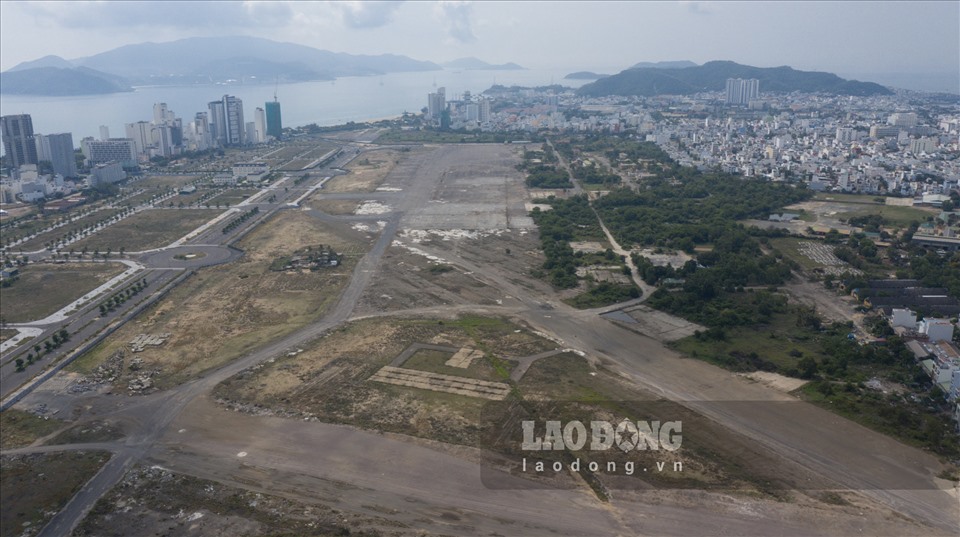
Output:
[[435, 1, 475, 44], [335, 1, 403, 29]]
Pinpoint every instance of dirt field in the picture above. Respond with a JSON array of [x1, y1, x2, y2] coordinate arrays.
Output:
[[320, 149, 412, 193], [215, 314, 835, 497], [74, 465, 403, 537], [70, 209, 221, 252], [307, 199, 358, 215], [67, 211, 371, 390], [0, 262, 126, 323], [1, 451, 110, 537], [0, 409, 63, 449]]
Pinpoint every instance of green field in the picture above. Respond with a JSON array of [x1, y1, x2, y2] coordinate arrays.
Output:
[[207, 188, 261, 206], [0, 409, 63, 449], [70, 209, 221, 252], [1, 451, 110, 537], [837, 205, 937, 228], [813, 192, 885, 205], [671, 307, 827, 374], [769, 237, 828, 270], [0, 262, 126, 323]]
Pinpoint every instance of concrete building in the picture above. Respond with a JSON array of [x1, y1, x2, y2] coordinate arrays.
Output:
[[1, 114, 38, 171], [99, 125, 110, 141], [427, 87, 446, 120], [89, 162, 126, 186], [725, 78, 760, 106], [891, 308, 917, 328], [265, 99, 282, 139], [209, 95, 245, 146], [232, 162, 269, 181], [124, 121, 151, 156], [34, 133, 77, 178], [81, 138, 138, 168], [254, 107, 267, 143], [921, 318, 955, 343]]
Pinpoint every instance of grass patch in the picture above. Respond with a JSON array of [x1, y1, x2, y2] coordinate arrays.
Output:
[[404, 349, 511, 382], [376, 129, 540, 144], [0, 409, 64, 449], [0, 262, 126, 323], [564, 281, 640, 309], [671, 308, 827, 374], [1, 451, 110, 537], [837, 205, 938, 228], [70, 209, 221, 252], [812, 192, 885, 204]]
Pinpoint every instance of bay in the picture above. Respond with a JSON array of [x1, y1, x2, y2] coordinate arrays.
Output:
[[0, 69, 588, 143]]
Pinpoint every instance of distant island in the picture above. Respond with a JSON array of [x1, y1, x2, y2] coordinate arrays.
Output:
[[577, 60, 892, 97], [1, 36, 442, 96], [628, 60, 698, 70], [442, 57, 525, 71], [564, 72, 610, 80]]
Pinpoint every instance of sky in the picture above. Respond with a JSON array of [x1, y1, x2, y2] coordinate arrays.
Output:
[[1, 1, 958, 83]]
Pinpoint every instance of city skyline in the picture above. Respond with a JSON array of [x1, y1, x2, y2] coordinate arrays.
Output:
[[0, 1, 957, 87]]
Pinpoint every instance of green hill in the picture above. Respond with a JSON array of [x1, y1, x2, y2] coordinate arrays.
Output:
[[577, 61, 892, 97]]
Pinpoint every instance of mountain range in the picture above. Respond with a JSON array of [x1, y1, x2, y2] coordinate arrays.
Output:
[[442, 57, 525, 71], [1, 36, 443, 95], [577, 61, 892, 97]]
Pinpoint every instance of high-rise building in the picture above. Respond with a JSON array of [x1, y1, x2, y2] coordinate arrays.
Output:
[[255, 107, 267, 143], [99, 125, 110, 141], [427, 87, 446, 121], [725, 78, 760, 105], [34, 133, 77, 177], [124, 121, 151, 156], [209, 95, 245, 146], [1, 114, 39, 170], [265, 100, 282, 140], [478, 99, 491, 123]]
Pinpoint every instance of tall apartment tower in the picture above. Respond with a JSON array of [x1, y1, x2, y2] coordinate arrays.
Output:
[[265, 99, 282, 140], [255, 107, 267, 143], [1, 114, 39, 170], [725, 78, 760, 105], [427, 87, 446, 120], [208, 95, 245, 146], [35, 132, 78, 177], [124, 121, 151, 156]]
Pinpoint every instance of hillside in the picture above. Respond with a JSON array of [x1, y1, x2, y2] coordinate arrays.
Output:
[[0, 66, 131, 96], [629, 60, 698, 70], [577, 61, 892, 97], [2, 36, 442, 93], [564, 72, 610, 80]]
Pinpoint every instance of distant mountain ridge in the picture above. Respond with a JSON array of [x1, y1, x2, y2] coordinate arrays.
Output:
[[2, 36, 442, 95], [442, 57, 525, 70], [0, 66, 132, 96], [629, 60, 698, 70], [564, 72, 610, 80], [577, 61, 892, 97]]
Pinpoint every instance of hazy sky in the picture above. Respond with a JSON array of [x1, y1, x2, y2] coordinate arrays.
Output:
[[1, 1, 958, 78]]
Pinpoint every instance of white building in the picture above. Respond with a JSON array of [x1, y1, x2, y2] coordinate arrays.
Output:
[[82, 138, 138, 168], [90, 162, 126, 186], [922, 318, 955, 343], [891, 308, 917, 328]]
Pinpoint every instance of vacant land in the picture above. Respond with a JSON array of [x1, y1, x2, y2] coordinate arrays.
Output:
[[216, 315, 556, 445], [14, 209, 124, 252], [134, 175, 199, 191], [319, 148, 410, 193], [837, 204, 938, 228], [1, 451, 110, 537], [0, 408, 63, 449], [216, 314, 828, 496], [70, 209, 221, 252], [307, 199, 358, 215], [68, 211, 369, 389], [0, 262, 126, 322], [74, 465, 398, 537], [206, 188, 261, 206]]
